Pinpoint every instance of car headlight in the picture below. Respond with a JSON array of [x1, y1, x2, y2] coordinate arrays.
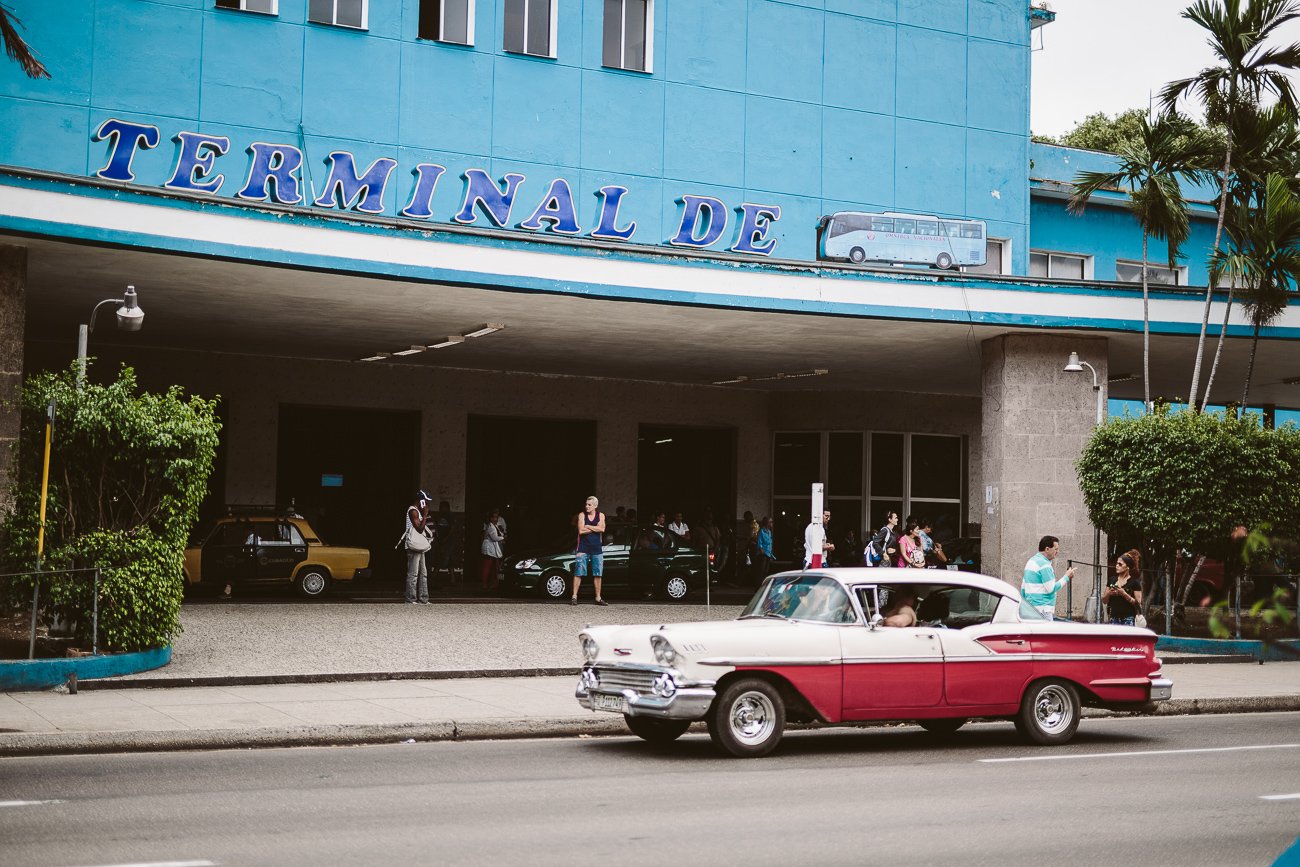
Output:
[[515, 558, 537, 570], [650, 634, 677, 666], [581, 635, 599, 662]]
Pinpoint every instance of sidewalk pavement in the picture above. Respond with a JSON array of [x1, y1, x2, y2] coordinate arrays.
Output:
[[1, 602, 1297, 756]]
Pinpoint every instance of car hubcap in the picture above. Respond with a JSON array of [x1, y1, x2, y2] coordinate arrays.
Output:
[[666, 576, 688, 599], [1034, 685, 1073, 733], [302, 573, 324, 595], [545, 575, 566, 597], [729, 691, 775, 744]]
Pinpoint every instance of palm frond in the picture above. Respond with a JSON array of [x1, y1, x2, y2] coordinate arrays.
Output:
[[0, 5, 49, 80]]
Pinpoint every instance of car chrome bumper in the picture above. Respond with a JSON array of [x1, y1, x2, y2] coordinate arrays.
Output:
[[1149, 676, 1173, 702], [575, 667, 716, 721]]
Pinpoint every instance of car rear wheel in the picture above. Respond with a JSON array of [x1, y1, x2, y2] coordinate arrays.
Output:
[[296, 567, 330, 598], [707, 678, 786, 758], [624, 715, 690, 744], [1016, 678, 1080, 745], [918, 718, 966, 736], [542, 571, 569, 600], [662, 572, 690, 601]]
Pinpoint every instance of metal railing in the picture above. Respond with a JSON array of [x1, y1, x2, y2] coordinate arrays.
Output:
[[0, 567, 104, 659]]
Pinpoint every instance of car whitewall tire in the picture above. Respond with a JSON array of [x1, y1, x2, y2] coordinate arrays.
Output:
[[708, 678, 786, 758]]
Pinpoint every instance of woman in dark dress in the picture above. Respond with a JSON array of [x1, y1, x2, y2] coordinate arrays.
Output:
[[1103, 552, 1143, 625]]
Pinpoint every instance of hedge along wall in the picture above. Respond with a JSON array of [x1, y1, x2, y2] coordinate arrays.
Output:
[[1, 364, 220, 652]]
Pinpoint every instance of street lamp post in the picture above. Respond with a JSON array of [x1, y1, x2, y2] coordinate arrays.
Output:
[[1064, 351, 1104, 623], [76, 285, 144, 387]]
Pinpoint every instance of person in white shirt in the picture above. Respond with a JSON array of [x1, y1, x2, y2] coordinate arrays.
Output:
[[668, 512, 691, 542], [804, 510, 834, 567]]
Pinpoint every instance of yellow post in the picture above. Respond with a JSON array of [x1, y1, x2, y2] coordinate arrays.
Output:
[[36, 407, 53, 559]]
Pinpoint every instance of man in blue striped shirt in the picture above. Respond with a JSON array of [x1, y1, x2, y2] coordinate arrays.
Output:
[[1023, 535, 1076, 620]]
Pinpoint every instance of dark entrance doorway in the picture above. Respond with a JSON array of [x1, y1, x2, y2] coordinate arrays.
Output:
[[637, 424, 735, 527], [465, 416, 597, 569], [277, 405, 420, 589]]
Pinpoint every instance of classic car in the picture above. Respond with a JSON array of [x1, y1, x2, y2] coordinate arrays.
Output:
[[507, 524, 711, 601], [183, 508, 371, 598], [576, 568, 1173, 757]]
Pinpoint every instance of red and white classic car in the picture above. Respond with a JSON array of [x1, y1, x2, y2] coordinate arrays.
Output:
[[576, 568, 1173, 757]]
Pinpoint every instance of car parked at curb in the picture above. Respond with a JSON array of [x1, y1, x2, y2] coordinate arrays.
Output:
[[183, 508, 371, 598], [507, 524, 711, 601], [576, 568, 1172, 757]]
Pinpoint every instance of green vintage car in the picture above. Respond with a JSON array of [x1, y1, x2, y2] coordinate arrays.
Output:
[[505, 524, 712, 601]]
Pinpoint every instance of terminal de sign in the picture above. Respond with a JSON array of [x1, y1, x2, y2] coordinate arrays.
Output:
[[91, 118, 785, 257]]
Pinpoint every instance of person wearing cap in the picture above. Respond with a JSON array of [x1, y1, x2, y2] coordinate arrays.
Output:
[[404, 490, 433, 604]]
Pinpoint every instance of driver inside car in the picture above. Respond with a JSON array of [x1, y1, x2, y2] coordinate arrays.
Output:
[[882, 587, 919, 627]]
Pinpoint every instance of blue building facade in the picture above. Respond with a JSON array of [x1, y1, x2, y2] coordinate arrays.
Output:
[[0, 1, 1296, 599]]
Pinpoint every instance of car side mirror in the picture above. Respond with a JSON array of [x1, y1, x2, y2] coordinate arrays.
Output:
[[868, 614, 884, 631]]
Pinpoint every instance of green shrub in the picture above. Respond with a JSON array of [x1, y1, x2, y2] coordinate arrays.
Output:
[[1, 364, 220, 652]]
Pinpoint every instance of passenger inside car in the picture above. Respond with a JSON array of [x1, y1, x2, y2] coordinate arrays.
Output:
[[882, 587, 919, 627]]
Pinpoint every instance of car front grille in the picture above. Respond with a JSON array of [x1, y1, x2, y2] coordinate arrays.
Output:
[[593, 667, 657, 693]]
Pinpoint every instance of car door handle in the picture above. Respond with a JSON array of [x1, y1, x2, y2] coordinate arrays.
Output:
[[1006, 639, 1026, 645], [914, 633, 935, 639]]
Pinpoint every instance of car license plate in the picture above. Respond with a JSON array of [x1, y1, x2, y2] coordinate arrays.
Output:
[[592, 693, 627, 714]]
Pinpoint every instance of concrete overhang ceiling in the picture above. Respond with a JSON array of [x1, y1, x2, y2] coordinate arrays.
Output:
[[9, 235, 1300, 409]]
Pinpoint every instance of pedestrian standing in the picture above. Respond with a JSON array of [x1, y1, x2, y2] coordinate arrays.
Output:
[[867, 511, 900, 567], [754, 515, 775, 578], [804, 510, 834, 568], [668, 511, 691, 543], [897, 520, 926, 568], [480, 507, 506, 593], [402, 490, 433, 604], [1103, 552, 1143, 625], [573, 495, 608, 606], [1023, 535, 1076, 620]]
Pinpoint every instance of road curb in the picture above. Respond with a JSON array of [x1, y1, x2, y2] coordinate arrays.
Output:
[[2, 695, 1297, 758], [80, 667, 579, 690]]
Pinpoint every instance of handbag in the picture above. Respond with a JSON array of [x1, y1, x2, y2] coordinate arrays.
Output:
[[1134, 612, 1148, 629], [404, 524, 431, 553]]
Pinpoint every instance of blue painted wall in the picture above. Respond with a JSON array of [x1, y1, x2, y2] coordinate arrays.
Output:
[[0, 0, 1036, 262]]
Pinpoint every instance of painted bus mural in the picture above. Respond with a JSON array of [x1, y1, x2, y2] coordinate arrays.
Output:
[[817, 211, 987, 270]]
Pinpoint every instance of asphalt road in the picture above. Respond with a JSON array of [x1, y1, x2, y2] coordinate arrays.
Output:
[[1, 713, 1298, 867]]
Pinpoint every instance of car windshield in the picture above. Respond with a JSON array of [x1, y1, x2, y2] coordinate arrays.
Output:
[[740, 574, 857, 624]]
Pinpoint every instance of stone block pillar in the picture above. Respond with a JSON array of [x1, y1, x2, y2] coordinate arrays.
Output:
[[0, 245, 26, 518], [980, 333, 1106, 617]]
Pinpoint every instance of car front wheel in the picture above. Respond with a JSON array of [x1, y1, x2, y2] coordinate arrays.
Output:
[[707, 678, 786, 758], [624, 715, 690, 745], [541, 571, 569, 600], [1015, 678, 1081, 745], [662, 573, 690, 601], [296, 567, 330, 598]]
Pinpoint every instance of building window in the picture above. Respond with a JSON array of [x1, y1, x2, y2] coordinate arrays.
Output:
[[308, 0, 367, 29], [603, 0, 651, 72], [1030, 250, 1090, 281], [963, 238, 1009, 276], [1115, 260, 1183, 286], [215, 0, 278, 14], [419, 0, 474, 44], [504, 0, 555, 57]]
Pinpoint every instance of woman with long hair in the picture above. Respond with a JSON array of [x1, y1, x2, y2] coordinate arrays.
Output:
[[1103, 552, 1143, 625], [897, 520, 926, 568]]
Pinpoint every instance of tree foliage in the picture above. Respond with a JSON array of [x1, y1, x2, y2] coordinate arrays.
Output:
[[1076, 408, 1300, 554], [0, 364, 220, 652]]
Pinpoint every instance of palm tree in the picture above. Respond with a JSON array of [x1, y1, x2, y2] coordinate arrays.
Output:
[[0, 3, 48, 79], [1198, 102, 1300, 407], [1210, 173, 1300, 408], [1068, 113, 1211, 409], [1160, 0, 1300, 411]]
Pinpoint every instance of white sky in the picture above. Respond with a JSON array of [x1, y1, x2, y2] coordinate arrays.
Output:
[[1030, 0, 1300, 137]]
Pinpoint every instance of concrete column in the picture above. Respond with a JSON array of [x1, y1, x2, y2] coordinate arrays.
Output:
[[0, 245, 26, 518], [980, 333, 1107, 617], [596, 414, 638, 511]]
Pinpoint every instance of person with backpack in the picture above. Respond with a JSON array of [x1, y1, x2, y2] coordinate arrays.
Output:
[[867, 511, 900, 567]]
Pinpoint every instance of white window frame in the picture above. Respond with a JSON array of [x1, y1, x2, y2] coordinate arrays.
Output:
[[428, 0, 475, 46], [504, 0, 558, 59], [603, 0, 653, 73], [1030, 249, 1093, 281], [1115, 259, 1185, 287], [962, 237, 1010, 276], [308, 0, 369, 30], [215, 0, 278, 15]]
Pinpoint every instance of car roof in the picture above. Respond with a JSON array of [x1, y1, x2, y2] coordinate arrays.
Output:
[[773, 567, 1015, 597]]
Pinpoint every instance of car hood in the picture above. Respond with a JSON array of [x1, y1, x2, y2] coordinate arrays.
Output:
[[582, 617, 831, 669]]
